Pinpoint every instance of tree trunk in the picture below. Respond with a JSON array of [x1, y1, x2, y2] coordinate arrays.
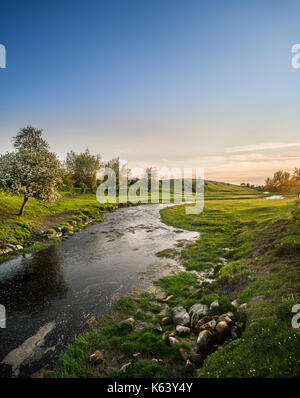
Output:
[[19, 196, 29, 216]]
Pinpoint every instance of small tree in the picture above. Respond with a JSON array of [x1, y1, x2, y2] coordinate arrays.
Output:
[[65, 149, 101, 193], [264, 170, 293, 194], [0, 127, 63, 216], [13, 125, 49, 152]]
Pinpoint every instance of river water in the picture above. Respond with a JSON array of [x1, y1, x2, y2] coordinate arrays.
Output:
[[0, 204, 199, 377]]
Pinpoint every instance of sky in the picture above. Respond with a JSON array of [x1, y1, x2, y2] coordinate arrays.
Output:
[[1, 0, 300, 184]]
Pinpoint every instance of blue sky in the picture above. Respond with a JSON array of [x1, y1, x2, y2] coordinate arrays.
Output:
[[1, 0, 300, 183]]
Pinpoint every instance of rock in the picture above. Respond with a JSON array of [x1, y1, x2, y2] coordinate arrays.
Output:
[[216, 321, 229, 337], [132, 352, 141, 359], [15, 245, 23, 251], [198, 315, 212, 324], [217, 315, 234, 326], [134, 321, 153, 331], [163, 295, 174, 302], [172, 306, 190, 326], [199, 319, 217, 331], [185, 359, 194, 372], [152, 358, 158, 363], [210, 300, 219, 310], [162, 331, 175, 342], [119, 317, 135, 328], [189, 304, 209, 329], [63, 231, 74, 237], [176, 325, 190, 336], [230, 326, 239, 339], [46, 229, 58, 239], [231, 299, 238, 308], [195, 316, 212, 333], [1, 247, 13, 255], [224, 312, 236, 321], [161, 317, 172, 326], [153, 324, 163, 333], [89, 350, 104, 364], [197, 330, 213, 352], [178, 347, 189, 361], [120, 362, 132, 372], [169, 336, 180, 346], [237, 303, 247, 313]]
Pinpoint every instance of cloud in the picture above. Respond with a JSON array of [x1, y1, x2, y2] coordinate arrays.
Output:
[[226, 142, 300, 153]]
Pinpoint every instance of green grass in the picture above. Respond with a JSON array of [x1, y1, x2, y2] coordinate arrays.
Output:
[[155, 248, 180, 258], [157, 272, 200, 308], [112, 359, 169, 378], [160, 196, 296, 272], [0, 190, 110, 255], [160, 195, 300, 377], [111, 327, 169, 356]]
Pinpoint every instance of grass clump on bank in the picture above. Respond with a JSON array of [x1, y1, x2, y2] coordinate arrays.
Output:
[[157, 272, 199, 308]]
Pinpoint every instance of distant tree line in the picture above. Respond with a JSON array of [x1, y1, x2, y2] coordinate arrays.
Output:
[[241, 168, 300, 196]]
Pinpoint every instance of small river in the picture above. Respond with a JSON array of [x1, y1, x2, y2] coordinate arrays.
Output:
[[0, 204, 199, 377]]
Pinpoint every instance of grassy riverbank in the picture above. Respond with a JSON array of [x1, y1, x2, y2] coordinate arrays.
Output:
[[160, 196, 300, 377], [50, 191, 300, 379], [0, 191, 108, 262]]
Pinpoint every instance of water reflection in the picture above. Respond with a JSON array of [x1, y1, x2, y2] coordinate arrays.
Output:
[[0, 246, 67, 315]]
